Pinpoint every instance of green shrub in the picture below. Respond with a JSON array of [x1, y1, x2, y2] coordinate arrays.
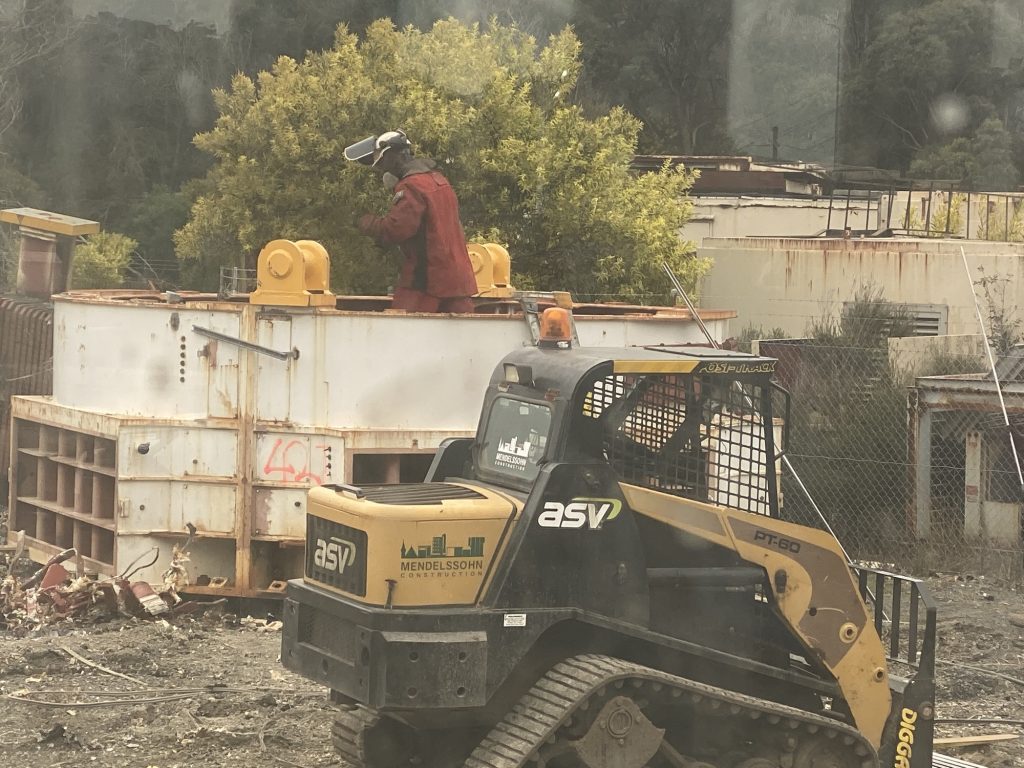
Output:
[[72, 232, 138, 289]]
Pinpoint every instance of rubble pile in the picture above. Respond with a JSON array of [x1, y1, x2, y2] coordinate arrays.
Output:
[[1, 543, 198, 631]]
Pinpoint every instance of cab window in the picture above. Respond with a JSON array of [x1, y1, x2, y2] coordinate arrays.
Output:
[[478, 397, 552, 483]]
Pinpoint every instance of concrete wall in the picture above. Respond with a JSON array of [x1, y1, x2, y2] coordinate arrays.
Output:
[[699, 236, 1024, 337], [683, 196, 877, 245]]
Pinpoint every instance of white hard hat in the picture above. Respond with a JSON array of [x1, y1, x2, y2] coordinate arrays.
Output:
[[372, 130, 411, 166]]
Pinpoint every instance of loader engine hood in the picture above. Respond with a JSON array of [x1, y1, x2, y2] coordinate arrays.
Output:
[[305, 482, 520, 607]]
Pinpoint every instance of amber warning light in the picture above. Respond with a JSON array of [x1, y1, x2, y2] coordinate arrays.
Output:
[[538, 307, 573, 349]]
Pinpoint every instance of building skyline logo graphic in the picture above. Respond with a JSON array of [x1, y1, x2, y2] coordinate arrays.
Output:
[[400, 534, 486, 560], [497, 436, 531, 457]]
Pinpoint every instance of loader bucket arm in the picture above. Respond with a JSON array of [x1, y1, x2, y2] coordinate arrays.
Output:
[[854, 566, 937, 768], [622, 482, 900, 750]]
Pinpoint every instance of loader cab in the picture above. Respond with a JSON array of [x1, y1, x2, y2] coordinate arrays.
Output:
[[441, 343, 793, 648], [461, 344, 786, 518]]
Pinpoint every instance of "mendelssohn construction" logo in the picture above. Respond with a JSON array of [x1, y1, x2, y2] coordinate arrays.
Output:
[[399, 534, 486, 577]]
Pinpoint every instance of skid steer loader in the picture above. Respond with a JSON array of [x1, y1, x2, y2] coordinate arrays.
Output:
[[281, 309, 937, 768]]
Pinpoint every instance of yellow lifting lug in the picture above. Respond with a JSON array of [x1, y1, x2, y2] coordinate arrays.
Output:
[[250, 238, 336, 307]]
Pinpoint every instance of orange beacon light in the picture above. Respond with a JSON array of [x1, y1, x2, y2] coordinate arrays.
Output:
[[538, 307, 573, 349]]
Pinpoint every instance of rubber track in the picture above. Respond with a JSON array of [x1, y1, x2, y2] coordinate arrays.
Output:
[[332, 705, 382, 766], [464, 653, 878, 768]]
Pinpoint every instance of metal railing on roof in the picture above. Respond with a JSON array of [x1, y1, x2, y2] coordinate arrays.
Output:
[[824, 176, 1024, 242]]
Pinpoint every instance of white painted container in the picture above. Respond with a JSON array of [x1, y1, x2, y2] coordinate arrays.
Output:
[[10, 292, 733, 596]]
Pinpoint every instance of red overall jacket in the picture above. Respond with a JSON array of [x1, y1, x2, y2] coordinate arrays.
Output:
[[363, 169, 477, 299]]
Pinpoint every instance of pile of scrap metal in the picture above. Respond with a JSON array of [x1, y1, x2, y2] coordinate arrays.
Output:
[[1, 530, 200, 630]]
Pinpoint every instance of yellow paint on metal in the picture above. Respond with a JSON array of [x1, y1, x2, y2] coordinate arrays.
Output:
[[612, 360, 700, 374], [621, 482, 892, 749], [468, 243, 515, 298], [0, 207, 100, 236], [305, 483, 521, 607], [250, 239, 336, 307]]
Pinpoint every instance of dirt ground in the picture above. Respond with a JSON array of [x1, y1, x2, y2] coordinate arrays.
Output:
[[0, 611, 338, 768], [2, 560, 1024, 768], [929, 572, 1024, 768]]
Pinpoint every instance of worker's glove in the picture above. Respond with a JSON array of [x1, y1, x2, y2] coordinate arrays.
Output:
[[383, 172, 399, 192], [357, 214, 377, 235]]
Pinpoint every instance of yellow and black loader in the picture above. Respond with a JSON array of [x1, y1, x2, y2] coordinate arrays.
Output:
[[282, 311, 937, 768]]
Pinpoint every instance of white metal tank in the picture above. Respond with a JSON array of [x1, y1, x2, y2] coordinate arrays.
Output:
[[9, 290, 733, 596]]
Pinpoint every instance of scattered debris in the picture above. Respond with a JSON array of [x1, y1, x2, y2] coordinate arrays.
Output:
[[59, 645, 146, 686], [127, 582, 171, 617], [0, 530, 204, 630], [36, 723, 82, 748], [162, 523, 196, 592], [240, 617, 283, 633]]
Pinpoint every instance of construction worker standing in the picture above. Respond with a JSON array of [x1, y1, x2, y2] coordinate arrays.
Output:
[[354, 130, 477, 313]]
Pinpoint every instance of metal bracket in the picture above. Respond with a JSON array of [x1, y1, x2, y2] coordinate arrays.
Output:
[[192, 325, 299, 361]]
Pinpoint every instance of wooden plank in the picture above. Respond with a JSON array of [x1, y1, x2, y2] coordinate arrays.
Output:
[[935, 733, 1020, 748]]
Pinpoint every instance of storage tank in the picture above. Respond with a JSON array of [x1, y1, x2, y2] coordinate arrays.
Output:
[[8, 288, 734, 597]]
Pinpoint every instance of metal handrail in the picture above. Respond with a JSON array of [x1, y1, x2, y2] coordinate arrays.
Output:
[[852, 565, 937, 673]]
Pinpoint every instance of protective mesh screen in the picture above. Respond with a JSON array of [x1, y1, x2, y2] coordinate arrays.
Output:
[[582, 373, 776, 515]]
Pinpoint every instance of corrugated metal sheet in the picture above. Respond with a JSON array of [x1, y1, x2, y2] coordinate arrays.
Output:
[[0, 296, 53, 497]]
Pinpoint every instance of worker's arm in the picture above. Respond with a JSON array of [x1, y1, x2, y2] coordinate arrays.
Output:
[[358, 186, 426, 245]]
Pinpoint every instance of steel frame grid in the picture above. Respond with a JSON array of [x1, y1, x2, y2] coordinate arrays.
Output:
[[582, 373, 776, 515]]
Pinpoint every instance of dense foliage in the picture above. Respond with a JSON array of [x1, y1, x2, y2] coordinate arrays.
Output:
[[779, 290, 919, 556], [174, 20, 701, 296], [71, 232, 138, 289], [3, 0, 1024, 290], [841, 0, 1024, 187]]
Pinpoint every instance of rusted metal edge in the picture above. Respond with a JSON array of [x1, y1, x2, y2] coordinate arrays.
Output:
[[51, 289, 736, 321]]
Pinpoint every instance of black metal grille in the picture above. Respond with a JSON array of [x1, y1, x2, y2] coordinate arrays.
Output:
[[358, 483, 485, 505], [583, 374, 777, 515], [305, 516, 368, 596], [297, 604, 356, 661]]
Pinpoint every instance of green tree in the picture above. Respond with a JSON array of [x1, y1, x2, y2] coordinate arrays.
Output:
[[112, 186, 192, 288], [72, 232, 138, 289], [910, 117, 1018, 190], [7, 12, 226, 220], [729, 0, 843, 164], [973, 268, 1022, 355], [840, 0, 1006, 173], [174, 19, 703, 298], [572, 1, 733, 155]]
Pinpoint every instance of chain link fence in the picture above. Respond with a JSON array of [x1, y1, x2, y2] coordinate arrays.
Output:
[[757, 334, 1024, 580]]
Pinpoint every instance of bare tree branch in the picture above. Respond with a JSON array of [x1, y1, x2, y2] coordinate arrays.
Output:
[[0, 0, 78, 142], [877, 113, 923, 151]]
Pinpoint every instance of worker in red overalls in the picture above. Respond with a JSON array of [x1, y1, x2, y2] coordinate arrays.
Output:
[[354, 130, 478, 313]]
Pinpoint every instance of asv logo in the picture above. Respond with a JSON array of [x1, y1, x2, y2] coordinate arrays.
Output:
[[538, 498, 622, 530], [313, 537, 357, 574]]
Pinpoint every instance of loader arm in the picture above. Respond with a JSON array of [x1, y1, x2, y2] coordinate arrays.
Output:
[[621, 482, 893, 749]]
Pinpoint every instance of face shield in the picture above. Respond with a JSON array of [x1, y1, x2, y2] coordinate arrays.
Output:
[[343, 135, 376, 166]]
